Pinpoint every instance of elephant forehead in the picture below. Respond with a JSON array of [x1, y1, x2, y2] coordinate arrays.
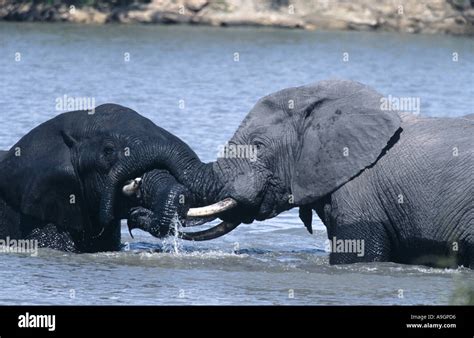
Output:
[[241, 79, 383, 128], [50, 104, 177, 143], [66, 105, 157, 132]]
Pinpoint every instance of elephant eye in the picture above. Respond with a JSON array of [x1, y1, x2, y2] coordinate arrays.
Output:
[[251, 139, 265, 149], [103, 145, 115, 156]]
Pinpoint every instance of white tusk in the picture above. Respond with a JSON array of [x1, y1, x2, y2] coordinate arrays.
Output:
[[187, 198, 237, 217], [122, 177, 142, 196]]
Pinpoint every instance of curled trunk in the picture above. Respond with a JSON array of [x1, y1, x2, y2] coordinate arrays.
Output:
[[99, 137, 221, 230]]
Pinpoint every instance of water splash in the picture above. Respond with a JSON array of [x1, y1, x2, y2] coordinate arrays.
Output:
[[161, 214, 183, 255], [171, 214, 182, 255]]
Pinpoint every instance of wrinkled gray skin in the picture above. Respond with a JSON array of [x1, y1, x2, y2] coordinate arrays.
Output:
[[168, 80, 474, 268], [127, 169, 192, 238]]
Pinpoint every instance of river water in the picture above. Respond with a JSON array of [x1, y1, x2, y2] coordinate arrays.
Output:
[[0, 22, 473, 305]]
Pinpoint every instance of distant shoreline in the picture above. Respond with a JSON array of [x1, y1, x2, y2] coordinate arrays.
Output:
[[1, 0, 473, 36]]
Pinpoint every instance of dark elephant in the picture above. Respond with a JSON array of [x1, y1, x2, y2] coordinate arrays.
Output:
[[0, 104, 210, 253], [140, 80, 473, 268]]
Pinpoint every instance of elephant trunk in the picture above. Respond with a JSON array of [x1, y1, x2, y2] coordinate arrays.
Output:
[[99, 136, 244, 241], [99, 137, 206, 229]]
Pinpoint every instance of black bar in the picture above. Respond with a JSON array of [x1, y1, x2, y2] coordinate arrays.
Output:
[[0, 306, 472, 337]]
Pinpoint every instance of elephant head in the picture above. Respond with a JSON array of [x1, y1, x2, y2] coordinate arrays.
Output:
[[0, 104, 213, 251], [162, 80, 402, 238]]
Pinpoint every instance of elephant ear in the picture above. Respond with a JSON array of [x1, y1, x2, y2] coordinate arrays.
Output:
[[0, 130, 86, 232], [291, 104, 401, 205]]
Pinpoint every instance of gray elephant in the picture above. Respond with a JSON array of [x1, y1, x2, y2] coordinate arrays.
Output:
[[135, 80, 473, 268], [0, 104, 211, 252]]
